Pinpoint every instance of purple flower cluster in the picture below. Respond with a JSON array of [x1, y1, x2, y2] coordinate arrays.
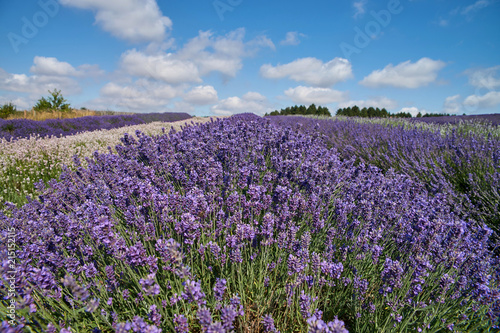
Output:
[[0, 112, 191, 141], [267, 115, 500, 232], [0, 114, 498, 331]]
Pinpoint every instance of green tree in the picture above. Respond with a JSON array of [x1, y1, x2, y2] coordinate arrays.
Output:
[[0, 102, 16, 119], [306, 103, 317, 115], [34, 89, 71, 112]]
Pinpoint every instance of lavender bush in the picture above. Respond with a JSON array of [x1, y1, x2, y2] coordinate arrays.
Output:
[[1, 115, 498, 332], [0, 112, 192, 141], [268, 116, 500, 234]]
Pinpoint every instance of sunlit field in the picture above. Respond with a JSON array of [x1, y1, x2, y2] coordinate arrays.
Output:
[[1, 114, 499, 332]]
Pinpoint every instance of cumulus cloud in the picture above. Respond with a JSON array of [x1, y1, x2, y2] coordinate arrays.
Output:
[[30, 56, 79, 76], [280, 32, 306, 46], [284, 86, 348, 105], [59, 0, 172, 43], [120, 50, 201, 84], [0, 56, 105, 103], [211, 92, 272, 116], [464, 65, 500, 90], [464, 91, 500, 109], [0, 68, 81, 97], [443, 95, 462, 114], [183, 85, 218, 105], [0, 95, 31, 110], [360, 58, 446, 88], [120, 29, 274, 84], [338, 96, 398, 110], [88, 79, 185, 111], [30, 56, 104, 77], [260, 57, 353, 87]]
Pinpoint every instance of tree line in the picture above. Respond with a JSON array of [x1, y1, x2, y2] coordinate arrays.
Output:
[[265, 104, 332, 117], [336, 106, 459, 118]]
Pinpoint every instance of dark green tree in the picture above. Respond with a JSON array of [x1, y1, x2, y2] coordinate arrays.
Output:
[[0, 102, 16, 119], [34, 89, 71, 112]]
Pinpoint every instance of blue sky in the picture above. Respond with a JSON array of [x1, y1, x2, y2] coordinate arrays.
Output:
[[0, 0, 499, 116]]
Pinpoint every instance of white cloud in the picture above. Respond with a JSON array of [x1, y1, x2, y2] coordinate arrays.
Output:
[[59, 0, 172, 43], [443, 95, 462, 114], [465, 65, 500, 90], [353, 0, 367, 18], [120, 29, 274, 84], [260, 57, 353, 87], [247, 35, 276, 53], [179, 29, 274, 78], [29, 56, 104, 77], [211, 92, 272, 116], [120, 49, 201, 84], [89, 79, 185, 111], [360, 58, 446, 88], [0, 95, 31, 110], [338, 96, 398, 110], [30, 56, 79, 76], [398, 107, 427, 117], [464, 91, 500, 109], [284, 86, 348, 104], [0, 68, 81, 97], [280, 32, 305, 46], [183, 85, 218, 105], [0, 56, 105, 104], [461, 0, 492, 15]]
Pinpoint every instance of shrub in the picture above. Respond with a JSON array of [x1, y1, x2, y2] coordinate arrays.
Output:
[[0, 103, 16, 119]]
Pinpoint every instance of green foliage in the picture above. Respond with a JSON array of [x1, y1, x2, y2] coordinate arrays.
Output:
[[336, 105, 391, 118], [422, 112, 454, 117], [0, 102, 16, 119], [33, 89, 71, 112], [266, 104, 332, 117]]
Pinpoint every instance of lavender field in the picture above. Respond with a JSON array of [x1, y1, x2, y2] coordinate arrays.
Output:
[[1, 114, 499, 332]]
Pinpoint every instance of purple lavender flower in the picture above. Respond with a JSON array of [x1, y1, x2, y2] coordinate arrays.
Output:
[[147, 304, 162, 326], [181, 280, 206, 306], [85, 298, 100, 313], [262, 314, 279, 332], [130, 316, 162, 333], [380, 258, 404, 294], [197, 307, 212, 331], [139, 273, 161, 296], [206, 322, 225, 333], [213, 278, 227, 302], [62, 274, 89, 301], [307, 315, 349, 333], [173, 314, 189, 333], [220, 305, 238, 331], [299, 291, 318, 319], [288, 254, 306, 275]]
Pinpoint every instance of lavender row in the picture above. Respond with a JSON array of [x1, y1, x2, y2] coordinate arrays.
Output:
[[0, 112, 192, 141], [1, 114, 498, 332], [408, 114, 500, 126], [268, 116, 500, 233]]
